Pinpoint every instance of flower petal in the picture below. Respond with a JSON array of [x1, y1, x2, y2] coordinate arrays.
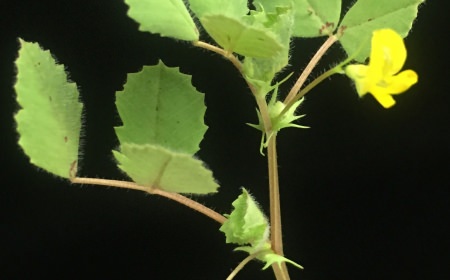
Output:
[[345, 64, 370, 96], [370, 89, 396, 109], [369, 29, 407, 77], [385, 69, 418, 95]]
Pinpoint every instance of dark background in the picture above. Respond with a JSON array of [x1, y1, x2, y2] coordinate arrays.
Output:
[[1, 1, 448, 279]]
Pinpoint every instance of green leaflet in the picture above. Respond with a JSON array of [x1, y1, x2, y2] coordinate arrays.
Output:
[[220, 188, 269, 248], [189, 0, 283, 59], [188, 0, 248, 18], [113, 143, 218, 194], [256, 0, 341, 37], [242, 6, 294, 95], [199, 14, 284, 58], [114, 62, 215, 194], [220, 188, 303, 271], [124, 0, 199, 41], [115, 61, 207, 155], [14, 39, 83, 178], [338, 0, 425, 62]]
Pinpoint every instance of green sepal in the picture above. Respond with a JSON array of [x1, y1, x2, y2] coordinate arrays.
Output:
[[235, 243, 304, 270], [14, 39, 83, 178], [247, 81, 308, 154], [113, 143, 219, 194]]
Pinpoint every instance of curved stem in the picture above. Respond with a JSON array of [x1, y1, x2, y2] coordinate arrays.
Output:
[[193, 41, 243, 72], [226, 253, 258, 280], [284, 35, 338, 105], [70, 177, 226, 224], [193, 38, 290, 279], [280, 66, 339, 118]]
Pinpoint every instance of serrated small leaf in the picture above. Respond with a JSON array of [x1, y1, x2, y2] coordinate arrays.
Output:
[[200, 14, 283, 58], [125, 0, 198, 41], [339, 0, 425, 62], [113, 143, 218, 194], [14, 39, 83, 178], [220, 188, 269, 247], [256, 0, 341, 37], [188, 0, 248, 18], [115, 61, 207, 155]]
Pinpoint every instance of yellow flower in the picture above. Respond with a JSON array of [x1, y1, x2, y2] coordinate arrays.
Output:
[[345, 29, 418, 108]]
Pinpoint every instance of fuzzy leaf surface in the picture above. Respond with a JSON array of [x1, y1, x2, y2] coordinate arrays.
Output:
[[220, 188, 269, 247], [256, 0, 341, 37], [115, 61, 207, 155], [14, 39, 83, 178], [200, 14, 283, 58], [339, 0, 425, 62], [242, 6, 294, 94], [188, 0, 248, 18], [125, 0, 198, 41], [113, 143, 218, 194]]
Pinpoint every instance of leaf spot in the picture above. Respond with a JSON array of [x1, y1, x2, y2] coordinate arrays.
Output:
[[319, 22, 334, 35]]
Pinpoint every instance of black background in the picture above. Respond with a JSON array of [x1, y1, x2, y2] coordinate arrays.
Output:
[[1, 1, 448, 279]]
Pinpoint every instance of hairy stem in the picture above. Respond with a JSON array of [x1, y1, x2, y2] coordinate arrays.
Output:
[[192, 40, 290, 279], [268, 135, 290, 280], [193, 41, 243, 72], [70, 177, 226, 224], [226, 253, 258, 280], [284, 35, 338, 104], [280, 65, 340, 118]]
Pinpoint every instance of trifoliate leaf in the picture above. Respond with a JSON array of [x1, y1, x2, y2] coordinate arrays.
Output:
[[113, 143, 218, 194], [115, 61, 207, 155], [188, 0, 248, 18], [125, 0, 198, 41], [199, 14, 283, 58], [14, 39, 83, 178], [338, 0, 425, 62], [220, 188, 269, 248]]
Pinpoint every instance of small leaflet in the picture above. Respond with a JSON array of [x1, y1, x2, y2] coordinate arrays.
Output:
[[14, 39, 83, 178]]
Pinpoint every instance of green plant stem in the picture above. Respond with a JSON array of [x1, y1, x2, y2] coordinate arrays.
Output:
[[279, 65, 340, 118], [284, 35, 338, 105], [193, 40, 290, 279], [226, 253, 258, 280], [70, 177, 226, 224], [193, 40, 275, 146], [193, 41, 243, 72], [267, 134, 290, 280]]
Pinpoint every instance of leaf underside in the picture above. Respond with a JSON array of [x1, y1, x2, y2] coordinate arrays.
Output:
[[125, 0, 199, 41], [115, 61, 207, 155], [14, 39, 83, 178], [114, 61, 216, 194], [256, 0, 341, 37], [200, 14, 284, 58], [113, 143, 219, 194]]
